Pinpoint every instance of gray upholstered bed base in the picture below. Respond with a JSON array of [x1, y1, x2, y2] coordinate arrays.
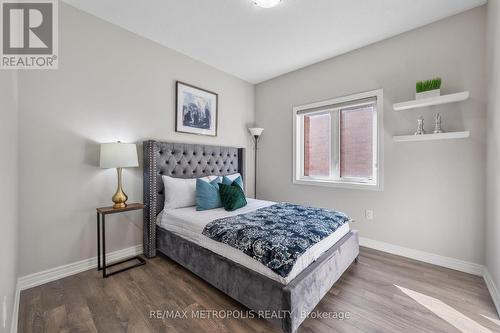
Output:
[[157, 227, 359, 333], [143, 141, 360, 333]]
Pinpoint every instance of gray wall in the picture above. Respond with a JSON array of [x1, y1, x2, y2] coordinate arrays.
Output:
[[17, 3, 256, 276], [486, 0, 500, 309], [0, 71, 18, 332], [256, 7, 486, 264]]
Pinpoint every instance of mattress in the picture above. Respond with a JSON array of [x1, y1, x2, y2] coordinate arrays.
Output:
[[157, 199, 350, 285]]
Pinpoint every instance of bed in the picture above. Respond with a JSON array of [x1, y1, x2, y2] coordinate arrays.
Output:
[[143, 141, 359, 333]]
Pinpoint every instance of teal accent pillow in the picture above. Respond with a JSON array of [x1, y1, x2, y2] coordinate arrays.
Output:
[[196, 177, 222, 211], [222, 175, 244, 190], [219, 183, 247, 211]]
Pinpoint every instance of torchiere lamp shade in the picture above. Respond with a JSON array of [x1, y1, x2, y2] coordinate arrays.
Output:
[[100, 142, 138, 209], [248, 128, 264, 137]]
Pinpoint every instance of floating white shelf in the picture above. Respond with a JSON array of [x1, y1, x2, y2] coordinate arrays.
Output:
[[393, 91, 469, 111], [393, 131, 470, 142]]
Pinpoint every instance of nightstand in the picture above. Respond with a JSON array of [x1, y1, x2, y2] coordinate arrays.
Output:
[[96, 203, 146, 278]]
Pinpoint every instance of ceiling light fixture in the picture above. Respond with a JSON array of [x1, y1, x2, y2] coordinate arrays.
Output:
[[253, 0, 282, 9]]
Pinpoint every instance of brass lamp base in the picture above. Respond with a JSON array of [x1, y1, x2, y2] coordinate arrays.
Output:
[[112, 167, 128, 209]]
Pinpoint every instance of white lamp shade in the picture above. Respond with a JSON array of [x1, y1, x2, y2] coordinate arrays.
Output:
[[253, 0, 282, 8], [248, 128, 264, 136], [100, 143, 139, 169]]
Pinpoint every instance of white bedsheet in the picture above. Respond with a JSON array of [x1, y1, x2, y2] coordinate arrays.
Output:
[[157, 199, 350, 285]]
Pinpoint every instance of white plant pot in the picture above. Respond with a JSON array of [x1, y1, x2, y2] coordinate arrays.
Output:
[[416, 89, 440, 100]]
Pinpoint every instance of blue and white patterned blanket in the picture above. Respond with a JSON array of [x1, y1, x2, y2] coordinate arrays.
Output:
[[202, 203, 350, 278]]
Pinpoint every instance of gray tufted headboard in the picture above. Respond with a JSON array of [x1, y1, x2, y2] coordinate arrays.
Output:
[[143, 141, 245, 257]]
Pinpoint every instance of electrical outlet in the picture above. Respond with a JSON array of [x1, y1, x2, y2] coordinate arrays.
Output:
[[365, 209, 374, 220], [2, 295, 6, 329]]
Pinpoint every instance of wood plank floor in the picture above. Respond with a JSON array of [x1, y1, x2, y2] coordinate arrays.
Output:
[[18, 247, 500, 333]]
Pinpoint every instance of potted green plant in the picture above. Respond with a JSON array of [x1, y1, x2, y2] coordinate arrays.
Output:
[[415, 78, 442, 100]]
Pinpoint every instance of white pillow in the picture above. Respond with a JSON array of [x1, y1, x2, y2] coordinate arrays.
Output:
[[161, 176, 196, 210], [225, 173, 244, 190], [161, 175, 217, 210], [225, 173, 242, 182]]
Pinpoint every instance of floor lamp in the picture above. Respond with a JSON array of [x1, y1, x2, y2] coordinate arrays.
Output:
[[248, 128, 264, 198]]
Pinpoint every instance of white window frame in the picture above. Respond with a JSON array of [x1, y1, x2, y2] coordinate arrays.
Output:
[[292, 89, 384, 191]]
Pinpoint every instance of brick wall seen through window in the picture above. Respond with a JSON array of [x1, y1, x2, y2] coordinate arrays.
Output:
[[340, 106, 374, 179], [304, 113, 330, 177]]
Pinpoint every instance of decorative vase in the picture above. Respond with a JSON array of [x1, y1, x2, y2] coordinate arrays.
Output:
[[433, 113, 444, 134], [415, 116, 425, 135], [416, 89, 440, 100]]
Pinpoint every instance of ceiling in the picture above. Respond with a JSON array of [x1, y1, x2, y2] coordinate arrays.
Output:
[[63, 0, 486, 84]]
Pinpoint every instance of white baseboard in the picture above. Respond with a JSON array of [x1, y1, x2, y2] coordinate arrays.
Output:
[[9, 239, 500, 332], [17, 244, 143, 291], [10, 284, 20, 333], [483, 268, 500, 316], [359, 237, 484, 276], [10, 244, 143, 333], [359, 237, 500, 316]]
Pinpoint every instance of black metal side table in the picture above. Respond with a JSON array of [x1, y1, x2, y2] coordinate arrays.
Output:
[[96, 203, 146, 278]]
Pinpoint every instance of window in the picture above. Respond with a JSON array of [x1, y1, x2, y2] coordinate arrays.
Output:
[[293, 89, 383, 190]]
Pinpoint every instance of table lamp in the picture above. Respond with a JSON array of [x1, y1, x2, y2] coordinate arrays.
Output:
[[99, 142, 139, 209]]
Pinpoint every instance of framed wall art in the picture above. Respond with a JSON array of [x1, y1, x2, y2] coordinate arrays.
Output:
[[176, 81, 218, 136]]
